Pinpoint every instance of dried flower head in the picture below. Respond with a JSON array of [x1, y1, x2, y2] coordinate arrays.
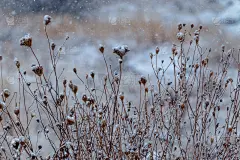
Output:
[[43, 15, 52, 25], [69, 81, 78, 95], [19, 34, 32, 47], [31, 64, 43, 76], [113, 45, 130, 58], [3, 89, 10, 98]]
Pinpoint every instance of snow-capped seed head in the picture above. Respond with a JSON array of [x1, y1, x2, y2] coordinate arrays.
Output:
[[66, 115, 75, 125], [43, 15, 52, 25], [14, 57, 20, 68], [90, 70, 95, 79], [31, 64, 43, 76], [194, 30, 200, 36], [228, 125, 233, 132], [14, 106, 20, 116], [99, 44, 104, 54], [176, 32, 184, 42], [19, 34, 32, 47], [149, 52, 153, 59], [119, 58, 123, 64], [82, 93, 87, 102], [119, 92, 124, 101], [11, 138, 20, 150], [113, 45, 130, 58], [0, 101, 5, 110], [3, 89, 10, 98]]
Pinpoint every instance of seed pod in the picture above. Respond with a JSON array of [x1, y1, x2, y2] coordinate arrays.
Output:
[[82, 94, 87, 102], [51, 42, 56, 50], [156, 46, 159, 54], [73, 68, 77, 74], [99, 44, 104, 53], [14, 106, 20, 116]]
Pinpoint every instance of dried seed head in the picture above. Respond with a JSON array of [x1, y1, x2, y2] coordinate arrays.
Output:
[[19, 34, 32, 47], [43, 15, 52, 25], [3, 89, 10, 98], [14, 106, 20, 116], [119, 58, 123, 64], [73, 68, 77, 74], [178, 23, 182, 31], [14, 57, 20, 68], [0, 55, 2, 61], [145, 87, 148, 93], [66, 116, 75, 125], [63, 79, 67, 87], [69, 81, 78, 94], [140, 75, 147, 86], [176, 32, 184, 42], [180, 103, 185, 110], [191, 24, 194, 28], [119, 92, 124, 101], [199, 25, 203, 30], [11, 138, 20, 150], [149, 53, 153, 59], [99, 44, 104, 53], [82, 93, 87, 102], [31, 64, 43, 76], [113, 45, 130, 58], [210, 137, 214, 144], [194, 35, 199, 44], [0, 101, 6, 110], [155, 46, 159, 54], [90, 70, 95, 79], [51, 42, 56, 50], [228, 125, 233, 132]]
